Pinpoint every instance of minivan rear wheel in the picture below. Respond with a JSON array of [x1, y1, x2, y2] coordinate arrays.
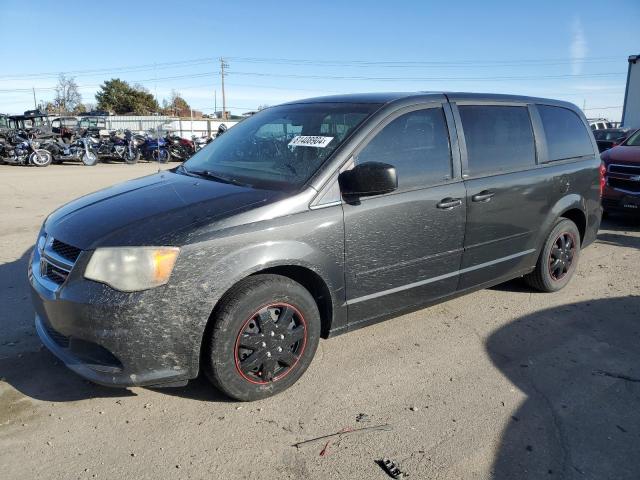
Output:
[[204, 274, 321, 401], [524, 218, 581, 292]]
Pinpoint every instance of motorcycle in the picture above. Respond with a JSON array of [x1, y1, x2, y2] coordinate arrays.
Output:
[[191, 134, 212, 152], [140, 133, 170, 163], [91, 130, 141, 164], [0, 131, 52, 167], [43, 136, 98, 166], [165, 134, 194, 161]]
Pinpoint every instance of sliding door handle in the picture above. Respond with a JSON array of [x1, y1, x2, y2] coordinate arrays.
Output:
[[472, 190, 495, 202], [437, 198, 463, 209]]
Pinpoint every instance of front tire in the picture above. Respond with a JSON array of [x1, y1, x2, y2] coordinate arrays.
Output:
[[82, 152, 98, 166], [30, 150, 52, 167], [124, 149, 140, 164], [204, 274, 321, 401], [524, 218, 581, 292]]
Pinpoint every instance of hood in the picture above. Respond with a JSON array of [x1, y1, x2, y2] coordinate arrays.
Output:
[[45, 170, 283, 249], [601, 145, 640, 165]]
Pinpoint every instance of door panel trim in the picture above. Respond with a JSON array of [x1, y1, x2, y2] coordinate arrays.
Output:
[[356, 247, 463, 277], [346, 248, 535, 306]]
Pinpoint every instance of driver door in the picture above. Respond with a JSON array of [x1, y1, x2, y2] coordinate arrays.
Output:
[[342, 104, 466, 326]]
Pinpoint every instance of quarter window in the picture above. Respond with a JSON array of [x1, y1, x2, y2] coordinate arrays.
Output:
[[538, 105, 594, 161], [356, 108, 452, 191], [458, 105, 536, 176]]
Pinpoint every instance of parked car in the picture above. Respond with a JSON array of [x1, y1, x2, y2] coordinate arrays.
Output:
[[593, 128, 633, 152], [600, 128, 640, 214], [30, 92, 602, 401], [589, 118, 614, 130]]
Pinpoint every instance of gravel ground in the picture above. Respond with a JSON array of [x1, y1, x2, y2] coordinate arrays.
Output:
[[1, 163, 639, 480]]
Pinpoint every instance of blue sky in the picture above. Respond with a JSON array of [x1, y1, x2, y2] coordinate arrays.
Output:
[[0, 0, 638, 120]]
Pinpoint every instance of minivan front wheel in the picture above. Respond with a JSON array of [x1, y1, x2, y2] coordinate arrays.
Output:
[[525, 218, 581, 292], [204, 274, 321, 401]]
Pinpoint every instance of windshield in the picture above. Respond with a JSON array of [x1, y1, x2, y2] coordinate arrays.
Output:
[[182, 102, 381, 190], [625, 130, 640, 146]]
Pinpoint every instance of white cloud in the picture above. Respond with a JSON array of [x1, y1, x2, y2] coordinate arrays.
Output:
[[570, 17, 587, 75]]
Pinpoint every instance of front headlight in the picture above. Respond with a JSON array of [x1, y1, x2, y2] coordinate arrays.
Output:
[[84, 247, 180, 292]]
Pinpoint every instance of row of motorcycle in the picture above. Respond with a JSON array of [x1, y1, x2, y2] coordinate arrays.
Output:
[[0, 129, 214, 167]]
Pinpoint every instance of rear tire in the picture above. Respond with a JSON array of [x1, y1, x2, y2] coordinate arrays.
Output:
[[204, 274, 321, 401], [524, 218, 581, 292]]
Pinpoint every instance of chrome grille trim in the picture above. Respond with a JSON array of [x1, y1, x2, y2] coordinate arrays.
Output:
[[36, 235, 82, 289], [606, 163, 640, 194]]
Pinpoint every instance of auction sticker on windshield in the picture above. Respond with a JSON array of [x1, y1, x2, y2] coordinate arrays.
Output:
[[288, 136, 334, 148]]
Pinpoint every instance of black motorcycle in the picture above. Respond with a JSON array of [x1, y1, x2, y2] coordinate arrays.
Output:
[[0, 130, 52, 167], [43, 136, 98, 166], [90, 130, 140, 164]]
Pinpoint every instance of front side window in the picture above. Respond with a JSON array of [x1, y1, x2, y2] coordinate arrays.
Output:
[[625, 130, 640, 146], [538, 105, 594, 161], [459, 105, 536, 176], [356, 108, 452, 191], [183, 103, 380, 190]]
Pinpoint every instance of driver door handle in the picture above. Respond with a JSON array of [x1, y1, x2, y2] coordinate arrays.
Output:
[[472, 190, 495, 202], [436, 198, 463, 210]]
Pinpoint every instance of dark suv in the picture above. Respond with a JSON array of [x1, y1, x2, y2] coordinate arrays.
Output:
[[30, 92, 602, 401]]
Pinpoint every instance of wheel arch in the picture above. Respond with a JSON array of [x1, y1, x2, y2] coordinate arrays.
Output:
[[542, 194, 587, 245], [559, 207, 586, 245]]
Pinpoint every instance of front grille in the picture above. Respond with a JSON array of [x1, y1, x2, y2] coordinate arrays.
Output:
[[44, 262, 70, 284], [608, 178, 640, 194], [609, 164, 640, 175], [43, 321, 70, 348], [51, 239, 81, 262], [39, 236, 82, 287]]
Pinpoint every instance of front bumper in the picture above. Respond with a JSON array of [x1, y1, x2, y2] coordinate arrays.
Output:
[[29, 242, 204, 388], [602, 188, 640, 213]]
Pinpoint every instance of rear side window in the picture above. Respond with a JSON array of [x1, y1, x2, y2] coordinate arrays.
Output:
[[458, 105, 535, 176], [356, 107, 452, 190], [538, 105, 594, 161]]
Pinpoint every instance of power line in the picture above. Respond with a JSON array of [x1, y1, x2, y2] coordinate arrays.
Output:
[[228, 71, 625, 82], [227, 55, 623, 68], [0, 54, 627, 81]]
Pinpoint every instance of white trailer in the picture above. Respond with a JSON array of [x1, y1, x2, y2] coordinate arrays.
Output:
[[622, 54, 640, 128]]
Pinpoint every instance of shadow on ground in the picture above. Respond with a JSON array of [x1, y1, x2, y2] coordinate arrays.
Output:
[[487, 296, 640, 479], [0, 248, 230, 403]]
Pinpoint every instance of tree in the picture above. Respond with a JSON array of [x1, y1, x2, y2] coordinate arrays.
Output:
[[95, 78, 159, 114], [53, 74, 82, 113], [37, 101, 56, 114], [162, 90, 191, 116], [72, 103, 87, 114]]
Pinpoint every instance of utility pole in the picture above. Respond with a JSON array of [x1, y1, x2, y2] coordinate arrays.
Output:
[[220, 57, 228, 120], [214, 89, 217, 116], [32, 87, 37, 109]]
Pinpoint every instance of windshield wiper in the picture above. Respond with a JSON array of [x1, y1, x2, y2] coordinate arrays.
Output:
[[187, 168, 250, 187]]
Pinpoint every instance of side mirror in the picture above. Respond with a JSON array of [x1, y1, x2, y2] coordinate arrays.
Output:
[[338, 161, 398, 197]]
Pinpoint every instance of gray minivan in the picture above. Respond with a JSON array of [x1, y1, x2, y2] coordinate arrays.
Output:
[[30, 92, 602, 400]]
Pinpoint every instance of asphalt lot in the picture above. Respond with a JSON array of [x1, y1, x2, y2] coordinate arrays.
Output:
[[0, 162, 639, 480]]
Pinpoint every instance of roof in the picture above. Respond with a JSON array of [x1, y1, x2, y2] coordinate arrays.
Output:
[[281, 91, 578, 110]]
